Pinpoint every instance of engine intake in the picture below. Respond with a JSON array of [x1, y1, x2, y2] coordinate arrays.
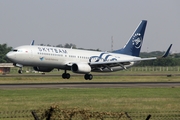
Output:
[[71, 63, 91, 74]]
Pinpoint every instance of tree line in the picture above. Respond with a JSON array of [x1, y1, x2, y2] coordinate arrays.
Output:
[[1, 43, 179, 66], [139, 51, 180, 66], [0, 44, 12, 63]]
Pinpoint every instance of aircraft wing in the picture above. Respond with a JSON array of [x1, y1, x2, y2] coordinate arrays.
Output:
[[90, 57, 157, 65], [89, 44, 172, 70], [89, 57, 157, 70], [66, 57, 157, 70]]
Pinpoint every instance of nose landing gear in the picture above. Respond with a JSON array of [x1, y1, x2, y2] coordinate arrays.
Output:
[[18, 68, 23, 74]]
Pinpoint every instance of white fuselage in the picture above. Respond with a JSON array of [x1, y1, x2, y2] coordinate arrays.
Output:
[[6, 45, 138, 72]]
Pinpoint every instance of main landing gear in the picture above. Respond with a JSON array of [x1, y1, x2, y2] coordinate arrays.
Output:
[[84, 74, 93, 80], [62, 70, 70, 79], [61, 70, 93, 80]]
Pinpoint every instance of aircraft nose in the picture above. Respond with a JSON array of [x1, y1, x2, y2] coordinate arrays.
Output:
[[6, 52, 15, 61]]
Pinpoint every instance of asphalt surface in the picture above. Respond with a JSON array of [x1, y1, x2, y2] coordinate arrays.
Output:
[[0, 74, 180, 89], [0, 82, 180, 89]]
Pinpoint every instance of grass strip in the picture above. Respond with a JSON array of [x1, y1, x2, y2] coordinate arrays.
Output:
[[0, 87, 179, 112]]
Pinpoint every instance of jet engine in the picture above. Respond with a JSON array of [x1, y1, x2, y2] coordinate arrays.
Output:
[[71, 63, 91, 74], [33, 66, 54, 72]]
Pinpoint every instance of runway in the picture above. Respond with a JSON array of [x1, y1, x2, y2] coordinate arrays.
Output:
[[0, 82, 180, 89]]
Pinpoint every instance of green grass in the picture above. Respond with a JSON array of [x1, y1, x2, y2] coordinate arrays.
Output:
[[1, 66, 179, 83], [0, 70, 180, 119], [0, 70, 180, 111], [0, 87, 179, 112]]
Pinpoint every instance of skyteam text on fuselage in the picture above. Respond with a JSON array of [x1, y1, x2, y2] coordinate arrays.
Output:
[[6, 20, 172, 80]]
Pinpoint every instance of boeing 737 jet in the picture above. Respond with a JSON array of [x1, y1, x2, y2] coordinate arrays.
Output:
[[6, 20, 172, 80]]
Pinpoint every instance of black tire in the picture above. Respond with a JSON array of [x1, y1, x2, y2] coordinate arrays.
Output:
[[89, 74, 93, 80], [62, 73, 70, 79], [66, 73, 70, 79], [84, 74, 89, 80], [18, 70, 22, 74], [62, 73, 66, 79], [84, 74, 93, 80]]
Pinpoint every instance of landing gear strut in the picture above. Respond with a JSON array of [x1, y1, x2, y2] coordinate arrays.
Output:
[[84, 74, 93, 80], [62, 70, 70, 79]]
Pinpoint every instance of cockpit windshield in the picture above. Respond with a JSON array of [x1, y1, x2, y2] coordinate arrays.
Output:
[[13, 49, 18, 52], [12, 49, 24, 52]]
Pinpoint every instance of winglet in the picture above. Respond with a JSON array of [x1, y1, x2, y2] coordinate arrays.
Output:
[[161, 44, 172, 58], [30, 40, 35, 45]]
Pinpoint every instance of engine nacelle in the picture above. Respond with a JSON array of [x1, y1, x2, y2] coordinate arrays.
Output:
[[33, 66, 54, 72], [71, 63, 91, 74]]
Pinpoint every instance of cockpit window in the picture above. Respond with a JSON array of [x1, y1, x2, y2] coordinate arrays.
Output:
[[12, 49, 24, 52], [13, 49, 18, 52]]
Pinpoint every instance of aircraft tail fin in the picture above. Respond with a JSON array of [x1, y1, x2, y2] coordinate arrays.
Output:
[[30, 40, 35, 45], [112, 20, 147, 57]]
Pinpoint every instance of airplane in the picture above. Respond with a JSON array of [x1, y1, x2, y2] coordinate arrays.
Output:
[[6, 20, 172, 80]]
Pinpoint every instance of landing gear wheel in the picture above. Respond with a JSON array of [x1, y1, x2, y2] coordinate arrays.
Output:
[[84, 74, 89, 80], [62, 73, 70, 79], [18, 69, 22, 74], [84, 74, 93, 80], [89, 74, 93, 80], [66, 73, 70, 79]]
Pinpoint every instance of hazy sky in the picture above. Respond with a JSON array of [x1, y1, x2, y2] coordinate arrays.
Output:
[[0, 0, 180, 52]]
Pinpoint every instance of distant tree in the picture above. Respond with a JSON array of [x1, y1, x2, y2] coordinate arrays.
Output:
[[39, 44, 46, 46], [172, 53, 180, 58], [0, 44, 12, 63], [140, 51, 166, 57], [47, 44, 51, 46], [56, 44, 63, 48], [64, 43, 76, 49]]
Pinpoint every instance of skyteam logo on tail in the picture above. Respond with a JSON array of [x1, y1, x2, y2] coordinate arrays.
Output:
[[132, 33, 142, 49]]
